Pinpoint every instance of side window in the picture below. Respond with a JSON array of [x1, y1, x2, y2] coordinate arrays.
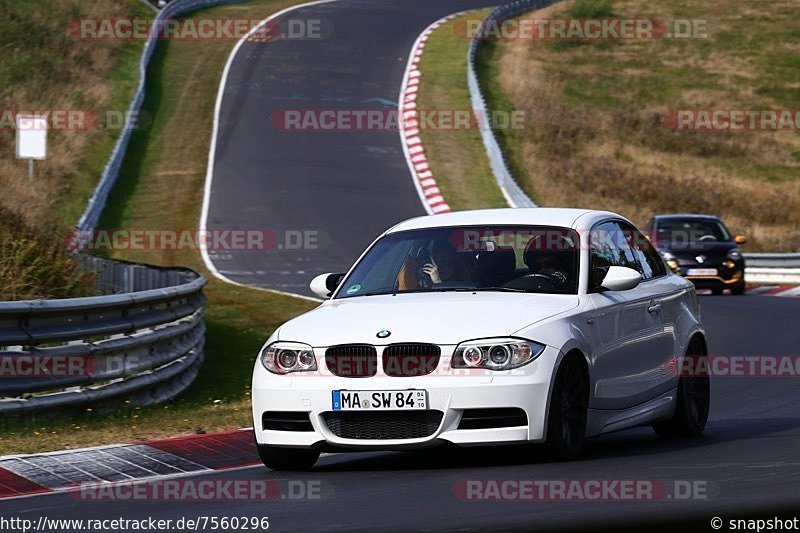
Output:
[[589, 221, 639, 289], [619, 222, 667, 280]]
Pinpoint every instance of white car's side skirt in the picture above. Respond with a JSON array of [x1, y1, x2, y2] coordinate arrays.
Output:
[[586, 389, 677, 437]]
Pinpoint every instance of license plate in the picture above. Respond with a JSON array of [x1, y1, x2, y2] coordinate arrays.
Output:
[[332, 390, 427, 411], [687, 268, 718, 276]]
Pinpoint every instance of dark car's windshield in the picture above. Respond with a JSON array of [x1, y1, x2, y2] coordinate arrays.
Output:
[[335, 226, 580, 298], [655, 218, 732, 245]]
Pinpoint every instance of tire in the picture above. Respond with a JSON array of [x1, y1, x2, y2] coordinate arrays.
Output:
[[711, 288, 724, 295], [256, 444, 320, 471], [545, 355, 589, 460], [653, 344, 710, 438], [730, 282, 745, 296]]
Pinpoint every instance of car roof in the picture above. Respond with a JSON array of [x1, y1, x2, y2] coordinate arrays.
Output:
[[386, 208, 621, 233]]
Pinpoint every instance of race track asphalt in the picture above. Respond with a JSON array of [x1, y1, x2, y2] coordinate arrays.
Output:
[[204, 0, 498, 296], [5, 295, 800, 531]]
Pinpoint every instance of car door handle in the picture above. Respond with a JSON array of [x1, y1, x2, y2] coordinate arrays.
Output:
[[647, 303, 662, 314]]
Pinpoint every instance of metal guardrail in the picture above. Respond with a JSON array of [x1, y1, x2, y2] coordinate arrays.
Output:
[[742, 253, 800, 269], [467, 1, 800, 281], [76, 0, 248, 232], [0, 257, 207, 415], [466, 0, 561, 208], [0, 0, 246, 415]]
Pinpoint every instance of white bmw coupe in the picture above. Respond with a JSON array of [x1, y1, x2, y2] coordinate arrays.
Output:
[[251, 208, 709, 470]]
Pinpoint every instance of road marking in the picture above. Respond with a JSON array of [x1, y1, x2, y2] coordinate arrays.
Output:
[[198, 0, 336, 302]]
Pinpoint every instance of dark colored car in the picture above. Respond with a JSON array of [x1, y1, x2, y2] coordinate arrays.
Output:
[[645, 214, 747, 295]]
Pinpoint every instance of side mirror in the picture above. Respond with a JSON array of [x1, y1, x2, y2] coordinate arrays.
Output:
[[600, 266, 642, 292], [734, 235, 747, 245], [309, 272, 346, 299]]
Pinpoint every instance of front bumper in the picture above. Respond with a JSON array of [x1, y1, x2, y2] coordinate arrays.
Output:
[[675, 260, 744, 288], [251, 345, 559, 450], [684, 268, 744, 289]]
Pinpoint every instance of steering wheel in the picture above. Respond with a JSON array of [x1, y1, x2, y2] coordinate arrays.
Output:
[[502, 273, 558, 291], [698, 235, 716, 242]]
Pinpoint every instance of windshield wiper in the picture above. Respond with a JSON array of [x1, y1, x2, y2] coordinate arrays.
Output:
[[439, 287, 532, 293]]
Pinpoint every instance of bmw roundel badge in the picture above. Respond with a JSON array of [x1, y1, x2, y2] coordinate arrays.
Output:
[[376, 330, 391, 339]]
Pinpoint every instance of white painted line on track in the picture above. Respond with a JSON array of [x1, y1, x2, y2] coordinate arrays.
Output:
[[199, 0, 337, 302]]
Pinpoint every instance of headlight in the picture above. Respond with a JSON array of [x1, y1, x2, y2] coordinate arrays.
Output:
[[260, 341, 317, 374], [451, 338, 545, 370], [660, 251, 679, 271], [726, 249, 742, 261]]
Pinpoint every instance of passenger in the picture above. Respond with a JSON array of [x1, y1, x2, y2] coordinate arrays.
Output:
[[420, 240, 474, 287]]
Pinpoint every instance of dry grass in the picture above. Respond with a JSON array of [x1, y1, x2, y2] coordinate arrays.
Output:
[[480, 0, 800, 251], [0, 1, 150, 302], [0, 0, 150, 231], [0, 206, 95, 300]]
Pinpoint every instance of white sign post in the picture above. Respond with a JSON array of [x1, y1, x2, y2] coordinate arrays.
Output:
[[15, 114, 48, 182]]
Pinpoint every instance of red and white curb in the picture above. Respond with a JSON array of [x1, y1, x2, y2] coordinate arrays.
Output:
[[398, 12, 470, 216], [694, 285, 800, 297], [0, 429, 259, 500], [743, 285, 800, 297]]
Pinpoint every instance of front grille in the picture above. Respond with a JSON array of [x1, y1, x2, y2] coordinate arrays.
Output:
[[326, 344, 377, 377], [457, 408, 528, 430], [382, 343, 441, 377], [262, 411, 314, 432], [322, 410, 443, 440]]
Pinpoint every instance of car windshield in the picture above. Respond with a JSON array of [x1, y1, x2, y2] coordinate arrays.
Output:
[[656, 218, 732, 245], [335, 225, 580, 298]]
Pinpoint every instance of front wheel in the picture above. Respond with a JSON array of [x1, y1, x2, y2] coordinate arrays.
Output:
[[730, 282, 745, 295], [653, 348, 710, 438], [545, 355, 589, 460], [256, 444, 320, 471]]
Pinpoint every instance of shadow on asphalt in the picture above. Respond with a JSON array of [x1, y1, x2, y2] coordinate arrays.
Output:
[[311, 417, 800, 472]]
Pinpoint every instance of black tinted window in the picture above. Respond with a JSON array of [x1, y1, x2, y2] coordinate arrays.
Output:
[[619, 222, 667, 279], [589, 221, 639, 288]]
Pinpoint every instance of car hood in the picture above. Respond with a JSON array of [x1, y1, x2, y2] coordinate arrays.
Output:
[[276, 292, 579, 346]]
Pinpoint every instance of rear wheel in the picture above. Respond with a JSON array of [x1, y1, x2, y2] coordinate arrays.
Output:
[[711, 288, 724, 295], [545, 355, 589, 460], [256, 444, 320, 471], [653, 340, 710, 437]]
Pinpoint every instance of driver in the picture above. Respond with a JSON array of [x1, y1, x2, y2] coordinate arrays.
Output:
[[523, 235, 572, 289]]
